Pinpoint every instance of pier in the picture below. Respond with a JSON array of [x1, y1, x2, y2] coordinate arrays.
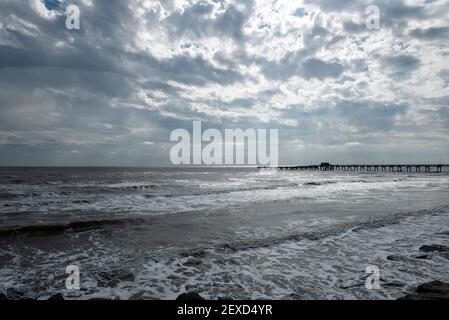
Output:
[[261, 162, 449, 173]]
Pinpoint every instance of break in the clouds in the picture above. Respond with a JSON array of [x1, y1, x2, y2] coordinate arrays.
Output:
[[0, 0, 448, 166]]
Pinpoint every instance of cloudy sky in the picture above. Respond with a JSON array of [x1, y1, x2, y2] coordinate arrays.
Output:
[[0, 0, 448, 166]]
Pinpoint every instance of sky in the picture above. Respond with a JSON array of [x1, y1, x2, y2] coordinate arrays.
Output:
[[0, 0, 448, 166]]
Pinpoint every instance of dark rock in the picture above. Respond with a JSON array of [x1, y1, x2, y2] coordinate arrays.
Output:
[[391, 292, 407, 299], [0, 293, 8, 301], [48, 293, 64, 301], [6, 288, 25, 300], [413, 254, 430, 260], [417, 281, 449, 294], [176, 292, 205, 300], [181, 250, 207, 258], [387, 255, 405, 261], [399, 281, 449, 300], [218, 296, 233, 301], [184, 257, 202, 266], [419, 244, 449, 253], [383, 280, 404, 288], [128, 292, 160, 300], [303, 182, 321, 186], [97, 270, 135, 287], [120, 273, 135, 282]]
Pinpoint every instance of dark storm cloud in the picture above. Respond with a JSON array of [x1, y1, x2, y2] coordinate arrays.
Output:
[[342, 20, 366, 34], [260, 54, 345, 81], [438, 70, 449, 87], [145, 53, 243, 86], [307, 0, 428, 19], [381, 0, 427, 21], [335, 100, 408, 132], [304, 0, 356, 12], [256, 18, 345, 81], [301, 58, 344, 80], [436, 107, 449, 129], [380, 54, 421, 80], [0, 25, 242, 88], [165, 0, 254, 42], [409, 26, 449, 40], [420, 103, 449, 130], [280, 99, 408, 134], [307, 0, 446, 36]]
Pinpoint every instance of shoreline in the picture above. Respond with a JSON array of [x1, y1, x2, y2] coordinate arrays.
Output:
[[1, 207, 448, 300]]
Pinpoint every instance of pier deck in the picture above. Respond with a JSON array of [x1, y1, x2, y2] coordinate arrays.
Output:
[[260, 163, 449, 173]]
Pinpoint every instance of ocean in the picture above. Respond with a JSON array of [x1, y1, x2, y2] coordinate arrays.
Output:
[[0, 167, 448, 300]]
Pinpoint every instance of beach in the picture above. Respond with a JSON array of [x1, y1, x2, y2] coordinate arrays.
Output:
[[0, 167, 449, 300]]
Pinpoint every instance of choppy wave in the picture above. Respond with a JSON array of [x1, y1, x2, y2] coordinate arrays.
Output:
[[1, 168, 449, 300], [178, 205, 449, 255], [128, 205, 449, 300], [0, 217, 145, 238], [2, 204, 448, 300], [2, 170, 447, 216]]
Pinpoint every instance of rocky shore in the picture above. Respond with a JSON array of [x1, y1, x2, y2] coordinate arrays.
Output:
[[399, 281, 449, 300], [390, 243, 449, 300], [1, 242, 448, 301], [2, 281, 449, 300]]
